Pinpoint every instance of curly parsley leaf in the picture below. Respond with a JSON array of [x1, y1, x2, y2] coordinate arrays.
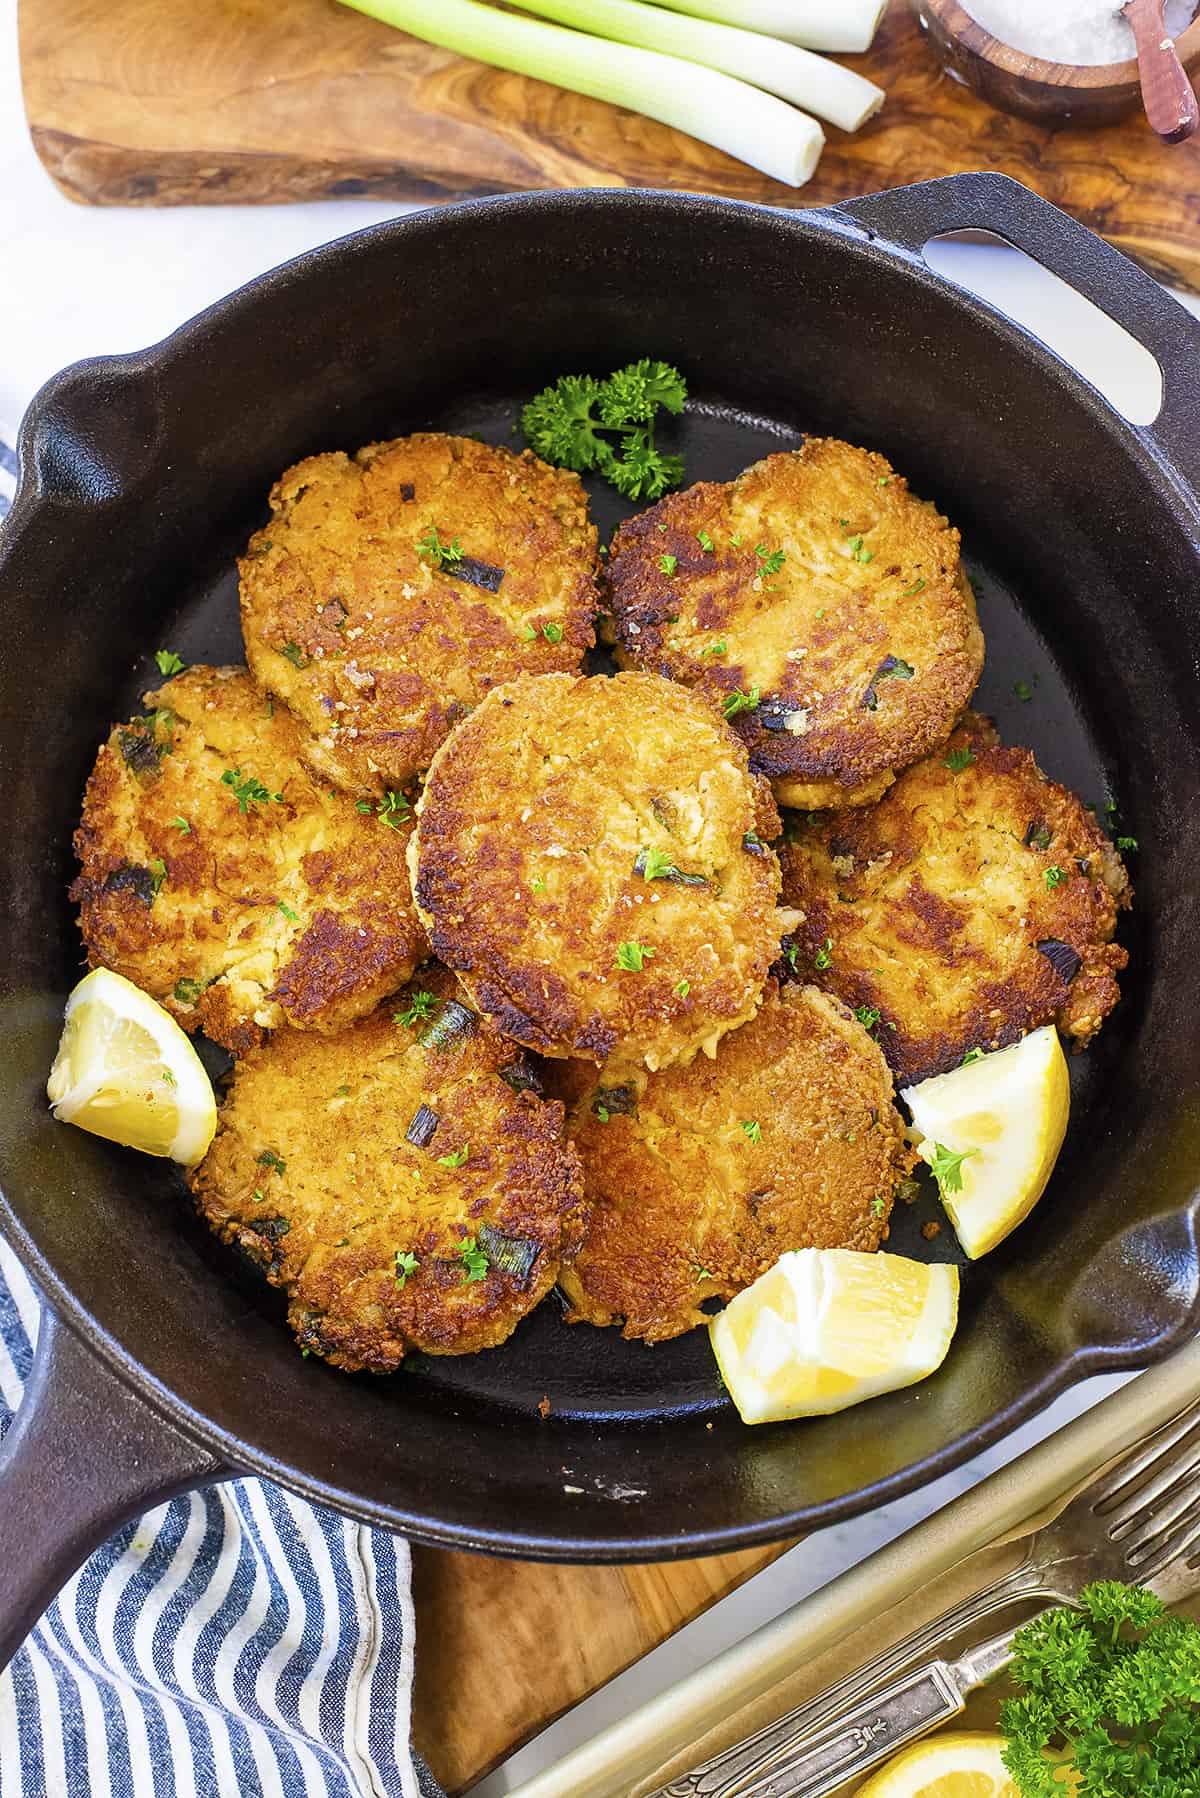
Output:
[[222, 768, 284, 813], [927, 1141, 979, 1197], [458, 1235, 489, 1280], [616, 940, 654, 972], [395, 1250, 419, 1288], [395, 990, 437, 1028], [154, 649, 185, 677], [521, 360, 687, 502]]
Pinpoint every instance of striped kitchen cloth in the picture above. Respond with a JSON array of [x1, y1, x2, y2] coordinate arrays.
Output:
[[0, 425, 444, 1798]]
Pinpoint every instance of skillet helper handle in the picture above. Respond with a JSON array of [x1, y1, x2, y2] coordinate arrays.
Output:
[[649, 1632, 1015, 1798], [827, 171, 1200, 506], [0, 1304, 225, 1673]]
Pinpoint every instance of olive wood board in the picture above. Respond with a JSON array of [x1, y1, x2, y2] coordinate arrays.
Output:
[[18, 0, 1200, 291], [410, 1539, 791, 1793]]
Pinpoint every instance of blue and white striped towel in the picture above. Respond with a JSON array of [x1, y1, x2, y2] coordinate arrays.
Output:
[[0, 427, 443, 1798]]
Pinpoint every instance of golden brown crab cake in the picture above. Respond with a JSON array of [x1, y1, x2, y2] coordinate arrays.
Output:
[[408, 670, 795, 1072], [605, 438, 984, 810], [71, 665, 427, 1055], [778, 714, 1133, 1086], [556, 983, 914, 1344], [190, 972, 587, 1370], [238, 434, 600, 794]]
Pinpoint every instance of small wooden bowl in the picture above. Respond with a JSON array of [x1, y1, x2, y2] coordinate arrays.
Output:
[[911, 0, 1200, 127]]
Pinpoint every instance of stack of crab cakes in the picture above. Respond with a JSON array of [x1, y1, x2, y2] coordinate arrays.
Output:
[[71, 421, 1134, 1366]]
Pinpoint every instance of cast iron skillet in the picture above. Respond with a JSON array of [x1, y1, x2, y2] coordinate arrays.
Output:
[[2, 173, 1200, 1670]]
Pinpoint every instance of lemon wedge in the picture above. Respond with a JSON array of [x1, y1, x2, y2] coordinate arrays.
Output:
[[902, 1026, 1069, 1260], [710, 1248, 959, 1425], [47, 968, 217, 1165], [852, 1731, 1021, 1797]]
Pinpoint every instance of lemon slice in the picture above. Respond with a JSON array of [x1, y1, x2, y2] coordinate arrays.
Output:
[[852, 1731, 1021, 1797], [902, 1026, 1069, 1260], [47, 968, 217, 1165], [710, 1248, 959, 1425]]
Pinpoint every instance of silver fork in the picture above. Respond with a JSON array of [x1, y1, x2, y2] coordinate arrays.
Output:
[[651, 1396, 1200, 1798]]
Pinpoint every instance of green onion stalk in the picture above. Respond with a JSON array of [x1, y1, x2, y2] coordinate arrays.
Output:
[[338, 0, 826, 187]]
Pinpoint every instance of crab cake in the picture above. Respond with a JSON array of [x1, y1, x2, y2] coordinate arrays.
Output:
[[71, 665, 427, 1054], [605, 438, 984, 810], [409, 670, 795, 1071], [238, 434, 600, 794], [556, 983, 914, 1343], [190, 973, 586, 1370], [778, 714, 1132, 1086]]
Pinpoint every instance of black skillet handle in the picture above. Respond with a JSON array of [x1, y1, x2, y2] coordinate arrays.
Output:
[[0, 1304, 226, 1673], [827, 172, 1200, 508]]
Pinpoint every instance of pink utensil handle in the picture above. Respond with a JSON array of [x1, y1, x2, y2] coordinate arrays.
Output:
[[1123, 0, 1200, 142]]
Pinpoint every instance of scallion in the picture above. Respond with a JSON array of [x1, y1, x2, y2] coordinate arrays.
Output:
[[337, 0, 826, 188], [649, 0, 886, 54], [514, 0, 884, 131]]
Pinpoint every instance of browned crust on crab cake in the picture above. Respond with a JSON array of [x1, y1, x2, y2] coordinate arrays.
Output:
[[238, 434, 601, 794], [777, 714, 1133, 1086], [190, 971, 587, 1370], [556, 983, 914, 1344], [605, 438, 984, 810], [70, 665, 427, 1054], [408, 670, 794, 1072]]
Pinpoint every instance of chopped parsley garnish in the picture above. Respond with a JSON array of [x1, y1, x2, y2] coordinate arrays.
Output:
[[853, 1005, 882, 1031], [901, 578, 926, 597], [154, 649, 185, 676], [755, 545, 786, 576], [878, 476, 891, 486], [417, 525, 464, 568], [730, 532, 743, 548], [722, 686, 760, 720], [1044, 864, 1068, 890], [395, 1250, 420, 1288], [699, 639, 727, 657], [697, 530, 715, 552], [1000, 1580, 1200, 1796], [522, 623, 537, 641], [962, 1048, 985, 1065], [740, 1119, 762, 1144], [169, 815, 191, 833], [334, 1084, 351, 1097], [814, 937, 833, 970], [520, 360, 687, 502], [149, 857, 167, 899], [871, 1196, 886, 1217], [541, 621, 564, 644], [637, 846, 677, 882], [928, 1141, 979, 1198], [161, 1068, 176, 1087], [396, 990, 437, 1028], [784, 944, 800, 972], [847, 535, 873, 564], [1014, 678, 1034, 702], [1116, 835, 1138, 852], [594, 1104, 610, 1123], [659, 553, 678, 576], [173, 978, 204, 1005], [944, 747, 975, 773], [222, 768, 284, 812], [357, 790, 412, 829], [458, 1236, 489, 1280], [280, 641, 308, 668], [277, 900, 300, 923], [257, 1149, 286, 1174], [438, 1145, 470, 1169], [530, 875, 546, 893], [674, 978, 690, 998], [616, 940, 654, 972]]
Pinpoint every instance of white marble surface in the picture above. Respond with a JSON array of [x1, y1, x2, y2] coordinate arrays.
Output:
[[4, 6, 1198, 1789]]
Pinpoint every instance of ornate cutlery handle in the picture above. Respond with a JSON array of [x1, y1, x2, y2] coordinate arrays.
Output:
[[652, 1631, 1014, 1798]]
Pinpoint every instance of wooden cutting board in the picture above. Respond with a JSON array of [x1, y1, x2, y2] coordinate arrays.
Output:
[[410, 1540, 791, 1792], [19, 0, 1200, 290]]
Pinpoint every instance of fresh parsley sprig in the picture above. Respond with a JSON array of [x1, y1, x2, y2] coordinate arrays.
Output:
[[1000, 1581, 1200, 1795], [521, 359, 687, 502]]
